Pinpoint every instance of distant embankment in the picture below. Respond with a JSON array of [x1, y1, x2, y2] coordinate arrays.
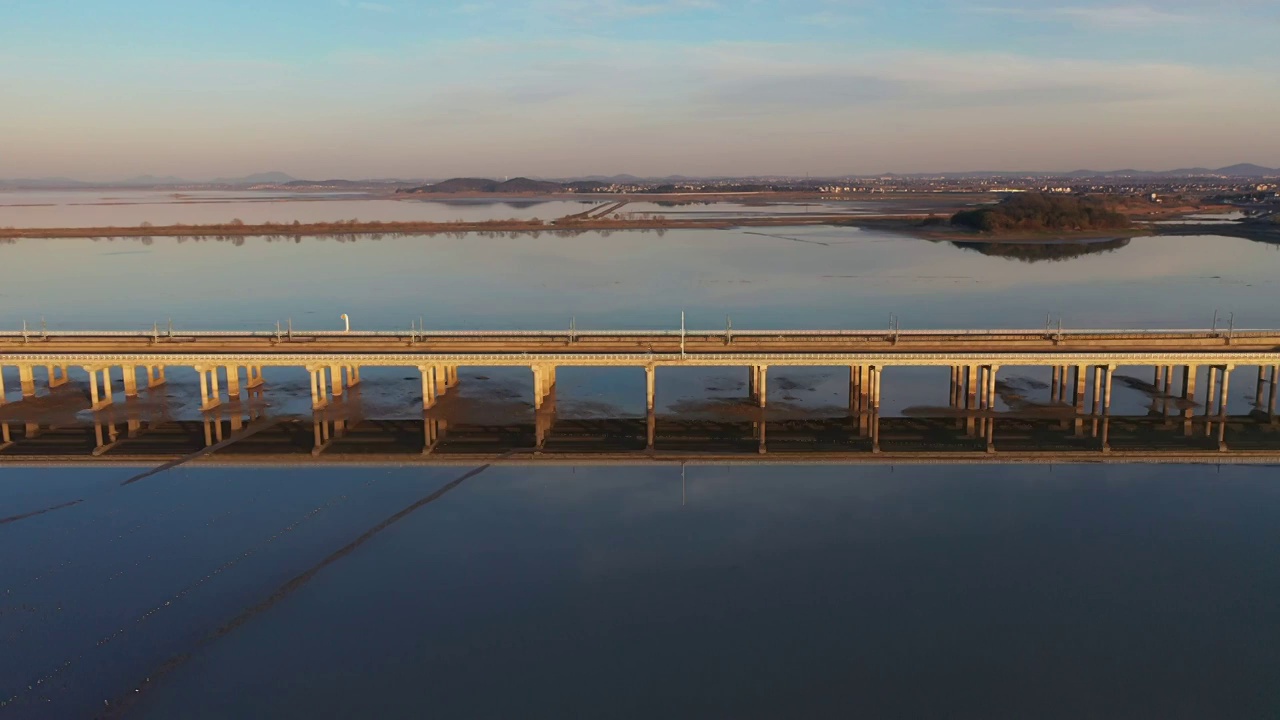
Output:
[[0, 214, 872, 240]]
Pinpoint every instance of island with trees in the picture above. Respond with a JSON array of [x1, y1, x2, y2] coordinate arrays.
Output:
[[950, 194, 1132, 234]]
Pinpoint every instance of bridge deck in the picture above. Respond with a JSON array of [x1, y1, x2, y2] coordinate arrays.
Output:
[[2, 328, 1278, 365]]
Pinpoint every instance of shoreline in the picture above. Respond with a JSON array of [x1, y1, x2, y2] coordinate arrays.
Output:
[[0, 214, 1264, 244]]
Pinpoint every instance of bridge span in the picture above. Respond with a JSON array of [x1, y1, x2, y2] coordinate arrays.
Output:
[[1, 326, 1278, 427]]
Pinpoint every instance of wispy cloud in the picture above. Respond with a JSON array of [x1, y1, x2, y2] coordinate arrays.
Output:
[[536, 0, 720, 21], [335, 0, 395, 12], [973, 4, 1197, 29]]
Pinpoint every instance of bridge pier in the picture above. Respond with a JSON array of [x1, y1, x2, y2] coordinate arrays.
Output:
[[1215, 365, 1234, 416], [533, 365, 556, 410], [646, 366, 656, 412], [147, 365, 166, 388], [419, 366, 437, 409], [1205, 366, 1224, 416], [1269, 366, 1278, 419], [46, 365, 69, 389], [194, 366, 223, 411], [246, 365, 264, 389], [756, 365, 769, 408], [328, 364, 344, 401], [19, 365, 36, 398], [0, 369, 6, 405], [224, 365, 242, 401], [84, 367, 114, 410], [121, 365, 139, 398], [1103, 365, 1115, 412]]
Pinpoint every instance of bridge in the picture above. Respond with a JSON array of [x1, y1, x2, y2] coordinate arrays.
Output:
[[1, 326, 1278, 436]]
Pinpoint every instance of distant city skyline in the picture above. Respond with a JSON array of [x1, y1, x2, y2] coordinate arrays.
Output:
[[4, 0, 1279, 180]]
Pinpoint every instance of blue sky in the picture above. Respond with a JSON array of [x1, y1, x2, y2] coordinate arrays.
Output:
[[3, 0, 1278, 179]]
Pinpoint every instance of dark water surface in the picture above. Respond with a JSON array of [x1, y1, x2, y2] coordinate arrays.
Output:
[[4, 464, 1280, 718], [3, 227, 1280, 717]]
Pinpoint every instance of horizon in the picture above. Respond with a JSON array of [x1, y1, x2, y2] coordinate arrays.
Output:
[[4, 1, 1279, 180], [6, 160, 1280, 186]]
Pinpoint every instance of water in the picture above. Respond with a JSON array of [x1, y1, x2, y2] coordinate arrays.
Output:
[[3, 220, 1280, 717], [0, 190, 599, 228], [2, 227, 1279, 331]]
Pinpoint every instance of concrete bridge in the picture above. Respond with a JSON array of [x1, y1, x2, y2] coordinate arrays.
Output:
[[2, 326, 1278, 429]]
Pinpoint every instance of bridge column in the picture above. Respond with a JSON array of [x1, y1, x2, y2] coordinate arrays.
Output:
[[18, 365, 36, 398], [245, 365, 264, 389], [329, 364, 344, 400], [987, 365, 1000, 411], [1181, 365, 1198, 402], [148, 366, 167, 388], [647, 407, 656, 450], [1072, 366, 1085, 408], [757, 365, 769, 408], [1204, 367, 1218, 416], [965, 365, 979, 409], [748, 366, 758, 402], [948, 366, 959, 408], [1102, 365, 1115, 413], [194, 367, 219, 411], [87, 367, 114, 410], [1256, 366, 1266, 408], [0, 367, 7, 404], [1269, 366, 1278, 419], [46, 365, 68, 389], [1051, 366, 1061, 403], [419, 366, 437, 409], [646, 366, 656, 412], [1089, 366, 1103, 415], [307, 366, 328, 410], [1217, 365, 1234, 417], [532, 366, 548, 411], [121, 365, 139, 398], [225, 366, 241, 400], [852, 366, 863, 411]]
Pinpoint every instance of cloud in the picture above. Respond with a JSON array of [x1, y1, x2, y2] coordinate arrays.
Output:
[[336, 0, 395, 12], [972, 4, 1197, 29], [535, 0, 720, 21]]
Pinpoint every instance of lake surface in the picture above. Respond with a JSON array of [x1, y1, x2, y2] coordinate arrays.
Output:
[[3, 217, 1280, 718]]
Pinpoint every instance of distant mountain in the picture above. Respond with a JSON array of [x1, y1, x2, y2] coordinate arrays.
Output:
[[214, 171, 297, 185], [1214, 163, 1277, 178], [400, 177, 569, 194], [871, 164, 1279, 180], [117, 174, 190, 186], [0, 177, 96, 189]]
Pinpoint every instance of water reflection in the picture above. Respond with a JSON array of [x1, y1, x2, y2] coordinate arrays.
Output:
[[948, 237, 1131, 263], [4, 406, 1276, 462], [3, 229, 1280, 332]]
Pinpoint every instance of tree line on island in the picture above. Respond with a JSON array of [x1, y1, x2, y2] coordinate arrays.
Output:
[[950, 193, 1132, 233]]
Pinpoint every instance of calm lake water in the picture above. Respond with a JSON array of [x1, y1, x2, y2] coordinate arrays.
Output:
[[0, 190, 887, 228], [3, 219, 1280, 717]]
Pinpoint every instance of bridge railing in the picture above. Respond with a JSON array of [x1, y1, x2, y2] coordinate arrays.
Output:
[[0, 328, 1275, 338]]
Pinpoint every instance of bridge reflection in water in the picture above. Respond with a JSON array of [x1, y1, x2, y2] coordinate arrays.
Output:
[[2, 403, 1278, 465]]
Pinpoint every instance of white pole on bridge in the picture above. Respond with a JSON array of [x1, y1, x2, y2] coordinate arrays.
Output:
[[681, 311, 686, 358]]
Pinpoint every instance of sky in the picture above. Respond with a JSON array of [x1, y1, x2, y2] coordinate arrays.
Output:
[[2, 0, 1279, 179]]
